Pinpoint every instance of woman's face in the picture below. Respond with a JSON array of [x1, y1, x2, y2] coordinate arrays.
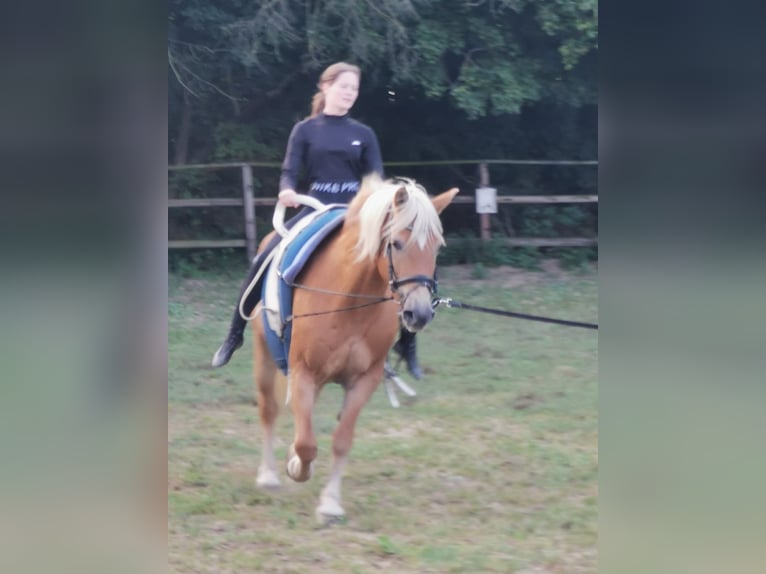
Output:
[[322, 71, 360, 115]]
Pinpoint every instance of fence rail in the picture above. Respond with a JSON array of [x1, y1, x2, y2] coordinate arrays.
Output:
[[167, 237, 597, 250], [168, 161, 597, 259], [167, 159, 598, 171], [167, 194, 598, 209]]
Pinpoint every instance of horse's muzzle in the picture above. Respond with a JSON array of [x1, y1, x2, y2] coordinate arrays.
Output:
[[401, 302, 435, 331]]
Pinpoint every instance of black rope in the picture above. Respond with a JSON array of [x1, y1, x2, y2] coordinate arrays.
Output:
[[434, 298, 598, 330]]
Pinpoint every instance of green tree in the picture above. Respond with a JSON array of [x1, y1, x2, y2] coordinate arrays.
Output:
[[167, 0, 597, 184]]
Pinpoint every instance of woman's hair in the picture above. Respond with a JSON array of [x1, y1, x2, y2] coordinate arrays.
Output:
[[310, 62, 361, 117]]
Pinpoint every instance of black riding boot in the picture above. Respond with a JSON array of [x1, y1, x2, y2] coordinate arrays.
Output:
[[211, 255, 267, 368], [393, 327, 422, 380], [211, 206, 327, 368]]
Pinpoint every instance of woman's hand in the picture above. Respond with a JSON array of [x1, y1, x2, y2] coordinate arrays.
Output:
[[278, 189, 300, 208]]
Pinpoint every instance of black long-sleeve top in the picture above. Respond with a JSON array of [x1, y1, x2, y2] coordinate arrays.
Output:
[[279, 113, 383, 204]]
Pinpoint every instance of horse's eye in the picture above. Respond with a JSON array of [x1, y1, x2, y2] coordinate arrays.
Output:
[[392, 239, 404, 251]]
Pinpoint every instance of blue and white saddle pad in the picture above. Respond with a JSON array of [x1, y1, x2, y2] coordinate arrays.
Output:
[[262, 205, 347, 374]]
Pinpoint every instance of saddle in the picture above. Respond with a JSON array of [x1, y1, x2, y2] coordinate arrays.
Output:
[[261, 205, 347, 374]]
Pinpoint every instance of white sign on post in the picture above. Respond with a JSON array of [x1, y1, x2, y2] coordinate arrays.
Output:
[[475, 187, 497, 214]]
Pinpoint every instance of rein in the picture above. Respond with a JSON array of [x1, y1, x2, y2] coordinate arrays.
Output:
[[285, 281, 396, 321]]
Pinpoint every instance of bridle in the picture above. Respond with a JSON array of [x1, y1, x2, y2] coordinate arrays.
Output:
[[385, 240, 438, 306], [382, 178, 438, 304]]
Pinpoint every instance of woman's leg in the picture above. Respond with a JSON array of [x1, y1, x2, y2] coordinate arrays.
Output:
[[210, 244, 276, 367], [211, 209, 312, 367], [393, 328, 422, 380]]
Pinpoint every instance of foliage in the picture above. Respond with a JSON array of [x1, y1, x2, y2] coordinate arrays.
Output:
[[509, 204, 596, 239], [169, 242, 595, 278], [546, 246, 597, 270], [471, 261, 488, 279], [211, 122, 277, 161], [438, 235, 541, 270], [168, 1, 598, 256], [409, 0, 597, 118], [168, 0, 597, 161], [168, 169, 220, 199], [506, 246, 543, 269], [168, 248, 247, 278]]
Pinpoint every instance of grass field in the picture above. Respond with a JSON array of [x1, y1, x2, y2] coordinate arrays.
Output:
[[168, 262, 598, 573]]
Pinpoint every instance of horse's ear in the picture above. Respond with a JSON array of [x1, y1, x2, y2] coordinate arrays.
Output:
[[394, 186, 408, 207], [431, 187, 459, 214]]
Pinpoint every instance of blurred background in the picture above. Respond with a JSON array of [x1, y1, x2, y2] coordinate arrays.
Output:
[[167, 0, 598, 272]]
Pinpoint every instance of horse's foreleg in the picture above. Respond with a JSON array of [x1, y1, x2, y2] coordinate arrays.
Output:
[[254, 318, 280, 490], [286, 369, 317, 483], [317, 368, 382, 524]]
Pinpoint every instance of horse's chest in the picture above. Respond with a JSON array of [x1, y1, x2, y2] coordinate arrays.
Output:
[[307, 329, 393, 382]]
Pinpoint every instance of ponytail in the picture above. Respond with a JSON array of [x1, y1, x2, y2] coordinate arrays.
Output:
[[310, 91, 325, 118]]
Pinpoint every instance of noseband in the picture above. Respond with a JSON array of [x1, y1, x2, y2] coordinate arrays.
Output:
[[386, 242, 438, 304]]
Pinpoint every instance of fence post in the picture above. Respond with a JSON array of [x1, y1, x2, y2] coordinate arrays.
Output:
[[241, 164, 256, 261], [478, 162, 491, 240]]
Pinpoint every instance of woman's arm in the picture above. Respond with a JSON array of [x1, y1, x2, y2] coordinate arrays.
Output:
[[362, 127, 384, 177], [279, 121, 308, 207], [279, 122, 307, 192]]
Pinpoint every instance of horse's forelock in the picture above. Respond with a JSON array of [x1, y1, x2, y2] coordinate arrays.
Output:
[[354, 178, 444, 262]]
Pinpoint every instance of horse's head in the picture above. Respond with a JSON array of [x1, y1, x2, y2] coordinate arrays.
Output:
[[353, 176, 459, 332]]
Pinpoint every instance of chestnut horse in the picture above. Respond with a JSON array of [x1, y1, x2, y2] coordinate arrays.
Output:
[[252, 175, 458, 524]]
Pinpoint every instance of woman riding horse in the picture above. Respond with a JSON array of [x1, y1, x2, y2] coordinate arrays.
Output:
[[211, 62, 423, 378]]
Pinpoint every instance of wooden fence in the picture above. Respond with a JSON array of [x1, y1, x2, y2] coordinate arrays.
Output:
[[168, 160, 598, 260]]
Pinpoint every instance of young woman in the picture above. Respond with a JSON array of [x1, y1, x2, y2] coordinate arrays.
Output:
[[211, 62, 423, 378]]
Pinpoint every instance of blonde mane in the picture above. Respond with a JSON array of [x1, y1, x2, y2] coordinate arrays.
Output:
[[354, 176, 445, 262]]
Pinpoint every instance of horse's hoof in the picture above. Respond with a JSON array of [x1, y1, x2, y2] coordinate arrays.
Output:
[[286, 454, 312, 482], [316, 497, 345, 525], [316, 512, 346, 527], [316, 508, 346, 526], [256, 467, 281, 490]]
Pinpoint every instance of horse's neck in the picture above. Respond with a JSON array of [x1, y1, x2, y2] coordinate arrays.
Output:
[[323, 224, 386, 294]]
